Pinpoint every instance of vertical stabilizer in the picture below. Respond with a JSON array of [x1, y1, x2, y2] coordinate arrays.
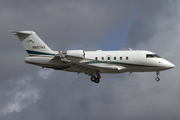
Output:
[[11, 30, 54, 56]]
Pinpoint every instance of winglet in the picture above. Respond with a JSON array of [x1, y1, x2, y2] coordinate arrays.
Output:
[[58, 51, 70, 62]]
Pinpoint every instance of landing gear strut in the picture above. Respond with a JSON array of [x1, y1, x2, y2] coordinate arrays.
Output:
[[155, 71, 160, 82]]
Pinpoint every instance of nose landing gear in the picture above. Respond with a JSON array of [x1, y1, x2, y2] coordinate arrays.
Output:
[[155, 71, 160, 82], [155, 77, 160, 82]]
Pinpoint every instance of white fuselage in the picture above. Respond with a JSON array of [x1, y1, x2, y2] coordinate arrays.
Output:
[[25, 50, 175, 74]]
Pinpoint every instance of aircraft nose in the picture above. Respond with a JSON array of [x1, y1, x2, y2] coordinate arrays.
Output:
[[164, 60, 175, 69], [159, 59, 175, 70], [168, 62, 175, 68]]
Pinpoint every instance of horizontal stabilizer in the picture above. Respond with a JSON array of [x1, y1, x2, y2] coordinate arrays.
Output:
[[9, 30, 31, 35]]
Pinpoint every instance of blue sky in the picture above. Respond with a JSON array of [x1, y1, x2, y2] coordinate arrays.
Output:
[[98, 21, 133, 50]]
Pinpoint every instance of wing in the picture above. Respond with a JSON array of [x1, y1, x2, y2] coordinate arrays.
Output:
[[85, 63, 126, 71], [58, 51, 100, 77], [58, 51, 126, 78]]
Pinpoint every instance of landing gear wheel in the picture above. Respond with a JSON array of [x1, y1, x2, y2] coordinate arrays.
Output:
[[90, 71, 101, 84], [91, 76, 96, 82], [155, 77, 160, 82], [94, 78, 100, 83], [155, 71, 160, 82]]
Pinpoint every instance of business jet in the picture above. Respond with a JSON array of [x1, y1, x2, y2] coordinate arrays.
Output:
[[10, 30, 175, 83]]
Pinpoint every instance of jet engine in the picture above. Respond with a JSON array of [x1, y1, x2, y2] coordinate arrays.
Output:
[[66, 50, 85, 59]]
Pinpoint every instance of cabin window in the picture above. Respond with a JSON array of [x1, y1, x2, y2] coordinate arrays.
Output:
[[95, 57, 98, 60], [126, 57, 128, 60], [120, 57, 122, 60], [114, 57, 116, 60], [146, 54, 161, 58], [108, 57, 110, 60], [102, 57, 104, 60]]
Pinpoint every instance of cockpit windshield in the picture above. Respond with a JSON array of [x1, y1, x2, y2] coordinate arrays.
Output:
[[146, 54, 161, 58]]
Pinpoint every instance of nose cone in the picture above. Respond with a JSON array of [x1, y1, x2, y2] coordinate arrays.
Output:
[[168, 62, 175, 69], [159, 59, 175, 70], [163, 60, 175, 69]]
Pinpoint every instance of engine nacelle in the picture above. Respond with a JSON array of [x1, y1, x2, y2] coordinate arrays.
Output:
[[66, 50, 85, 59]]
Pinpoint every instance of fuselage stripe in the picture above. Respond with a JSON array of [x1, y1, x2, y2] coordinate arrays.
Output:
[[26, 50, 55, 56]]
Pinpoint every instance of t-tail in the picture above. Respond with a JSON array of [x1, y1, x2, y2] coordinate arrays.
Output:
[[10, 30, 55, 56]]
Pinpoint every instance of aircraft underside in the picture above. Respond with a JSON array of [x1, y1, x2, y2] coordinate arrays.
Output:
[[26, 59, 166, 84]]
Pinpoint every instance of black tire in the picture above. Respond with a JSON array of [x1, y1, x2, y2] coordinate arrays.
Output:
[[155, 77, 160, 82], [91, 76, 96, 82], [95, 78, 100, 83]]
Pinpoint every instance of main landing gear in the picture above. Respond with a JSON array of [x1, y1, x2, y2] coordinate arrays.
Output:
[[155, 71, 160, 82], [91, 76, 100, 83], [90, 71, 101, 84]]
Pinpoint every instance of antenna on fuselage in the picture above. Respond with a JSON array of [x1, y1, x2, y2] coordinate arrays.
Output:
[[129, 48, 132, 51]]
